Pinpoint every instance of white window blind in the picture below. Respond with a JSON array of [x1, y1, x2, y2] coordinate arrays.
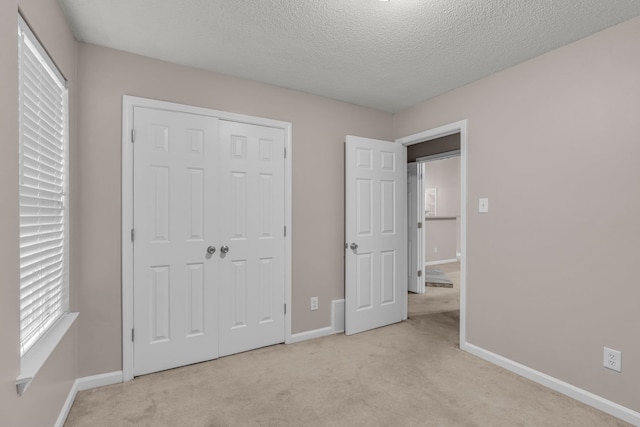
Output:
[[18, 16, 69, 357]]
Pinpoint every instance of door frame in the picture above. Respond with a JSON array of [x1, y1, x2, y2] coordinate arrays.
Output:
[[395, 120, 468, 347], [121, 96, 293, 381]]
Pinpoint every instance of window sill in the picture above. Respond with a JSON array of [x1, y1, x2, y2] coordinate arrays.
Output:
[[16, 312, 79, 396]]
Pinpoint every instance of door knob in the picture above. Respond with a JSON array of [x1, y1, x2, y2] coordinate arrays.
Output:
[[220, 245, 229, 254], [350, 243, 358, 250], [206, 246, 216, 255]]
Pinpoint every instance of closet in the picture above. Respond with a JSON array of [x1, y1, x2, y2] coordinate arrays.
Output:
[[131, 105, 286, 375]]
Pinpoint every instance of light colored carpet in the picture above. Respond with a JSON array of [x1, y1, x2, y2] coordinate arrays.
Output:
[[411, 262, 461, 317], [65, 291, 629, 427]]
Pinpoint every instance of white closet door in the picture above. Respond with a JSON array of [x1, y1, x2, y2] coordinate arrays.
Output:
[[217, 121, 286, 357], [345, 136, 407, 335], [133, 107, 219, 376]]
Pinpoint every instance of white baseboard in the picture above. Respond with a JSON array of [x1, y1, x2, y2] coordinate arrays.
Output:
[[289, 326, 334, 343], [55, 371, 123, 427], [55, 379, 78, 427], [461, 342, 640, 426], [76, 370, 123, 391], [289, 299, 346, 344], [425, 259, 458, 266]]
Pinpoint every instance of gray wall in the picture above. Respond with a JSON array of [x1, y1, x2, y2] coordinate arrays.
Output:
[[0, 0, 79, 426], [394, 16, 640, 412], [424, 157, 460, 263]]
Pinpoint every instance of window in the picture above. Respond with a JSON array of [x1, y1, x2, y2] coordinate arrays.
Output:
[[18, 15, 69, 357]]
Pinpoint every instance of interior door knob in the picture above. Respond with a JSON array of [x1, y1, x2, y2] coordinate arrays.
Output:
[[350, 243, 358, 250], [206, 246, 216, 255], [220, 245, 229, 254]]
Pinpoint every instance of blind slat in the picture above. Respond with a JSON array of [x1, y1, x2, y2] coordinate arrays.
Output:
[[21, 81, 65, 129], [20, 269, 63, 305], [22, 122, 65, 158]]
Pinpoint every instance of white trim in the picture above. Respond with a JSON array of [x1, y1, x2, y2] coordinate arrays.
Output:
[[284, 124, 293, 344], [17, 312, 78, 396], [55, 371, 123, 427], [425, 259, 458, 266], [396, 120, 468, 347], [415, 149, 461, 163], [122, 96, 293, 380], [121, 96, 133, 381], [289, 326, 334, 344], [54, 378, 77, 427], [76, 370, 123, 391], [462, 343, 640, 426], [291, 301, 346, 344]]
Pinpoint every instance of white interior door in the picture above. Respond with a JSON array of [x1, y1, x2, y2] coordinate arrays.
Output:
[[217, 121, 286, 356], [133, 107, 219, 376], [407, 163, 424, 294], [345, 136, 407, 335]]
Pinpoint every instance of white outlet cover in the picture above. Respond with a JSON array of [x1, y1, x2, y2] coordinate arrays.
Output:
[[603, 347, 622, 372], [479, 198, 489, 213]]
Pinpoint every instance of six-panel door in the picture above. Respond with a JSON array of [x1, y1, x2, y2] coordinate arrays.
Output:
[[345, 136, 407, 335], [133, 108, 220, 375], [218, 121, 285, 357]]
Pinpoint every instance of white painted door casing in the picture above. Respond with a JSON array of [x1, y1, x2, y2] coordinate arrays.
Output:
[[345, 136, 407, 335]]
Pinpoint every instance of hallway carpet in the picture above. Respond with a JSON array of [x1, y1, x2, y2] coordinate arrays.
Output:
[[65, 310, 629, 426]]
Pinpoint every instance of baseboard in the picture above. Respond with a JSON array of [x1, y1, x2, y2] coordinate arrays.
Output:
[[76, 370, 123, 391], [289, 326, 334, 343], [425, 259, 458, 266], [54, 379, 78, 427], [461, 342, 640, 426], [55, 371, 123, 427]]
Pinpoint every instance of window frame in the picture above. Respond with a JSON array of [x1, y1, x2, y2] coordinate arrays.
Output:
[[16, 13, 77, 397]]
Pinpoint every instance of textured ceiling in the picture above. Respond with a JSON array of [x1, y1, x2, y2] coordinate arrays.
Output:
[[59, 0, 640, 113]]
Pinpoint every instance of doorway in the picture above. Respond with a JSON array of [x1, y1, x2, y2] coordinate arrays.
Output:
[[410, 153, 461, 318], [397, 120, 468, 347]]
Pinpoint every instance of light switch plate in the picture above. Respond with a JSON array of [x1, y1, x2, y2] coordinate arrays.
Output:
[[479, 198, 489, 213]]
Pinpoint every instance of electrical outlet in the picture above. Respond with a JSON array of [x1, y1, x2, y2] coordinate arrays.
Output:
[[310, 297, 318, 311], [434, 247, 438, 253], [479, 198, 489, 213], [603, 347, 622, 372]]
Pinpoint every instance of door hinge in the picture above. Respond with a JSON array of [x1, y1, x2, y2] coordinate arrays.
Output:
[[417, 270, 422, 277], [284, 147, 287, 159], [131, 328, 135, 342], [131, 228, 135, 242], [284, 226, 286, 237], [131, 129, 136, 143], [418, 222, 422, 229], [284, 304, 287, 315]]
